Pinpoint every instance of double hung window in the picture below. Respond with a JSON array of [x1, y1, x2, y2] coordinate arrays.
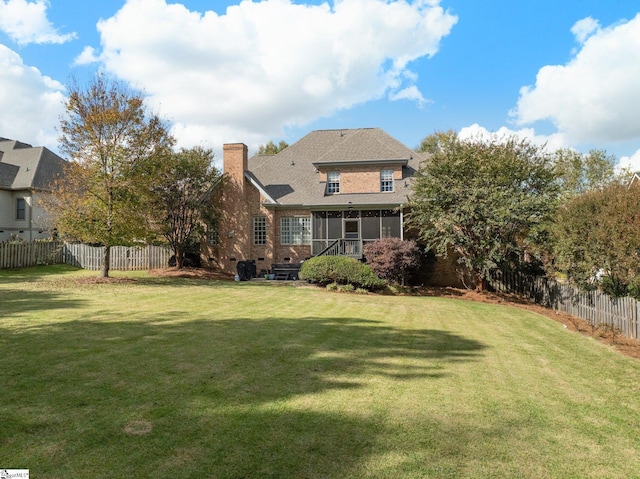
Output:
[[380, 169, 394, 192], [327, 171, 340, 194], [253, 216, 267, 245], [16, 198, 26, 220], [281, 217, 311, 245]]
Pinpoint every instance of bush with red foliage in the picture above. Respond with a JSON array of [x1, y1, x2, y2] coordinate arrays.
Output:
[[364, 238, 421, 285]]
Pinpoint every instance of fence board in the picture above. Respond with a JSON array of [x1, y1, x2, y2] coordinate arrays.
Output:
[[488, 270, 640, 340]]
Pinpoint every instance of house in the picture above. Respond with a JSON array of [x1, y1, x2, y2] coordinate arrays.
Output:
[[0, 138, 66, 242], [630, 172, 640, 188], [203, 127, 460, 285]]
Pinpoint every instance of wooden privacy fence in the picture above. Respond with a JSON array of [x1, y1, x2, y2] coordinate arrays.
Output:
[[0, 241, 172, 271], [488, 270, 640, 340], [62, 243, 171, 271], [0, 240, 64, 269]]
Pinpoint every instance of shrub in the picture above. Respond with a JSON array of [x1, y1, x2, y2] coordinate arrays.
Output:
[[364, 238, 421, 285], [628, 277, 640, 302], [337, 284, 355, 293], [299, 256, 385, 291], [326, 282, 338, 291]]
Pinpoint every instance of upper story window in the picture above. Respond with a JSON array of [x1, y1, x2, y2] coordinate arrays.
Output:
[[380, 169, 394, 192], [327, 171, 340, 194], [16, 198, 26, 220], [253, 216, 267, 245]]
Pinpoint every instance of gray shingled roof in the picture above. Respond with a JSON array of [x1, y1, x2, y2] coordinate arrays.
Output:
[[0, 138, 66, 191], [247, 128, 425, 208]]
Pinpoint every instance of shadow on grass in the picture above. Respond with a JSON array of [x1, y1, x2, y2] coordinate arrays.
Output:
[[2, 315, 487, 477], [0, 264, 83, 283], [0, 288, 86, 318]]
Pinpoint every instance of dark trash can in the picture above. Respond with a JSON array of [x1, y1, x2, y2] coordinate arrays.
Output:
[[236, 261, 252, 281]]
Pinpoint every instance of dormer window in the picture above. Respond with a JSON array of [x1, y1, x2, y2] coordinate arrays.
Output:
[[380, 169, 394, 192], [327, 171, 340, 194]]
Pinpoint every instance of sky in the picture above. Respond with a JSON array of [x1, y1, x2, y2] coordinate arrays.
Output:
[[1, 0, 640, 171]]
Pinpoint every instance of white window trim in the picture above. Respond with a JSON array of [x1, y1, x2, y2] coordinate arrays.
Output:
[[380, 169, 394, 192], [16, 197, 26, 221], [280, 216, 311, 245], [253, 216, 267, 245], [327, 171, 340, 194]]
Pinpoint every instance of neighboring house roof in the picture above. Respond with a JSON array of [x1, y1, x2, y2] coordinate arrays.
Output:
[[0, 137, 66, 191], [247, 128, 426, 208], [630, 172, 640, 188]]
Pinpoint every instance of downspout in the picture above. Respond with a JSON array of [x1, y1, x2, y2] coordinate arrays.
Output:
[[28, 191, 33, 242], [400, 203, 404, 240]]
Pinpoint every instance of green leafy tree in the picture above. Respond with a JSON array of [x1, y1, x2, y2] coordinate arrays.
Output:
[[408, 134, 559, 288], [550, 183, 640, 297], [554, 148, 616, 197], [149, 147, 224, 269], [54, 74, 174, 277], [257, 140, 289, 155], [415, 129, 457, 154]]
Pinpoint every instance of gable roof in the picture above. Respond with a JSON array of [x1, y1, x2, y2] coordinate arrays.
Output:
[[0, 138, 66, 191], [247, 128, 425, 208]]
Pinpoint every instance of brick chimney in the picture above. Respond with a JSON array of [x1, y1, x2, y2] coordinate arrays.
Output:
[[223, 143, 248, 193], [218, 143, 249, 273]]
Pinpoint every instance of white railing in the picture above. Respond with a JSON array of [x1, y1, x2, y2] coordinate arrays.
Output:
[[313, 239, 364, 258]]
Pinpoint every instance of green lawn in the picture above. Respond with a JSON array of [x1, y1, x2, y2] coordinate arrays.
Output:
[[1, 266, 640, 478]]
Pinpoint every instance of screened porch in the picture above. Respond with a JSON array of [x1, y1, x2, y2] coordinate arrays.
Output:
[[311, 209, 403, 258]]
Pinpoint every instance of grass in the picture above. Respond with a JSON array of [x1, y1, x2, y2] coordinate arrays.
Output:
[[1, 266, 640, 478]]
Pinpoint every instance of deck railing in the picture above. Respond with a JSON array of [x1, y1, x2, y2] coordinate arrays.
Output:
[[312, 239, 365, 258]]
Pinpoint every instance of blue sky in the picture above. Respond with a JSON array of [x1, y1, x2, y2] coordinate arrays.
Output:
[[1, 0, 640, 170]]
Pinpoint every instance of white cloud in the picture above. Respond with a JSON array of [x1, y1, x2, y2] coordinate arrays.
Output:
[[0, 0, 76, 45], [458, 123, 567, 152], [73, 46, 99, 66], [82, 0, 457, 150], [571, 16, 600, 44], [512, 13, 640, 144], [389, 86, 429, 107], [618, 149, 640, 173], [0, 44, 65, 148]]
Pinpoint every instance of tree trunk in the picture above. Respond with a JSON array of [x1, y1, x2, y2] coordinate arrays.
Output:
[[102, 245, 111, 278], [475, 269, 486, 291], [175, 249, 184, 270]]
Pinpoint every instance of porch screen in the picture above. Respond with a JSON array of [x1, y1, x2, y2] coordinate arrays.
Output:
[[381, 210, 401, 238], [327, 211, 342, 238], [312, 211, 326, 239], [361, 210, 381, 240]]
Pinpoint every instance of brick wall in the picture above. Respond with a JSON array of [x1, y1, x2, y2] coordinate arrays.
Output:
[[320, 165, 402, 194]]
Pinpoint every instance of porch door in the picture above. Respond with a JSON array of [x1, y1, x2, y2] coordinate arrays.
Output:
[[343, 219, 360, 256], [344, 219, 359, 239]]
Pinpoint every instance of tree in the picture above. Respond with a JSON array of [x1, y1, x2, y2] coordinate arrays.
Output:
[[549, 183, 640, 297], [149, 146, 224, 269], [257, 140, 288, 155], [54, 74, 174, 277], [553, 148, 616, 197], [364, 238, 421, 286], [408, 134, 559, 289], [415, 129, 457, 154]]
